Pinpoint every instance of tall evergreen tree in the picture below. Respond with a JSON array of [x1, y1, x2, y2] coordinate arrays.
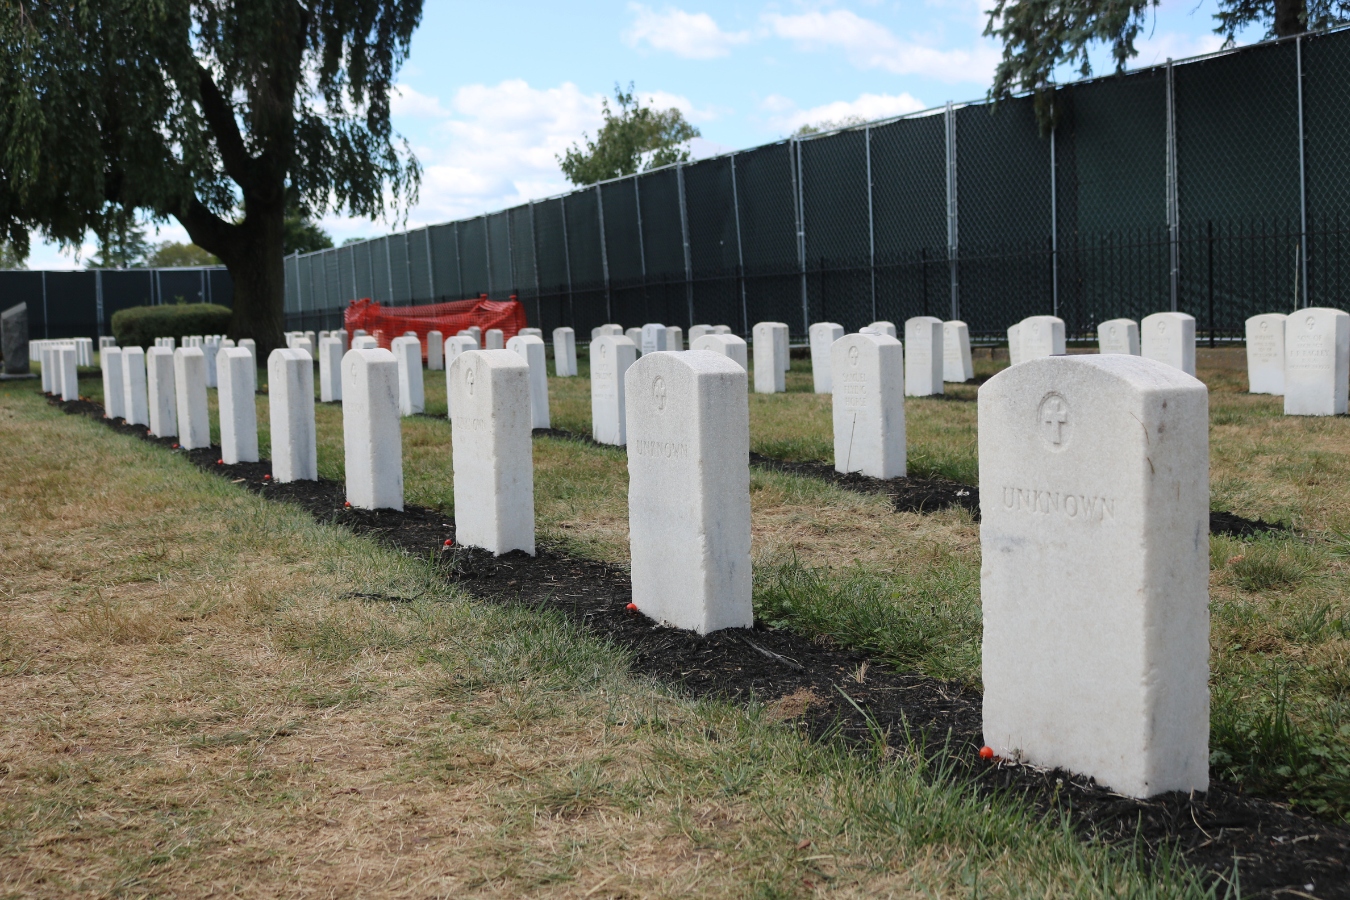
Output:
[[0, 1, 422, 353]]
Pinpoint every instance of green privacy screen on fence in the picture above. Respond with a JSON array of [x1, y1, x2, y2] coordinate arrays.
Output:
[[275, 27, 1350, 340]]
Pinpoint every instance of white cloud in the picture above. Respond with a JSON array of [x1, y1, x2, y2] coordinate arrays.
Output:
[[359, 79, 707, 230], [391, 83, 450, 119], [624, 4, 751, 59], [763, 10, 999, 83], [764, 92, 929, 134]]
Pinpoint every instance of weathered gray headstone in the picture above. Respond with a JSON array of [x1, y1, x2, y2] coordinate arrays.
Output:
[[2, 302, 29, 372]]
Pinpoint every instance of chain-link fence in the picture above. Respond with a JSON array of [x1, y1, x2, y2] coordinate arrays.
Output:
[[266, 25, 1350, 339]]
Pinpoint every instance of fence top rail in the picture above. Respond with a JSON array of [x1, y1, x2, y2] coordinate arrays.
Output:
[[285, 19, 1350, 271]]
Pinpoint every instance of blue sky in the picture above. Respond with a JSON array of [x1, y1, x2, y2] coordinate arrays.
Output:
[[28, 0, 1266, 268]]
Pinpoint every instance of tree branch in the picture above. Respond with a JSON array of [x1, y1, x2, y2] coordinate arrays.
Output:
[[196, 64, 256, 190], [174, 194, 241, 260]]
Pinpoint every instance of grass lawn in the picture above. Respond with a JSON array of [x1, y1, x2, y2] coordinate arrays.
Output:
[[0, 376, 1221, 896], [59, 343, 1350, 825]]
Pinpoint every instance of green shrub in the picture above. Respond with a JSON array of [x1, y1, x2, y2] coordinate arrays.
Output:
[[111, 303, 232, 348]]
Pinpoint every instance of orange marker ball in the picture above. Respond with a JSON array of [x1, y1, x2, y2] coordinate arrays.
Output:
[[979, 746, 994, 760]]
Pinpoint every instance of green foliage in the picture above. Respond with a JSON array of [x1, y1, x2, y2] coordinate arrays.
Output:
[[285, 214, 334, 255], [148, 242, 221, 267], [1211, 673, 1350, 820], [558, 84, 700, 186], [983, 0, 1346, 123], [91, 216, 151, 269], [0, 0, 422, 346], [111, 303, 233, 348], [0, 239, 25, 269], [792, 116, 867, 137]]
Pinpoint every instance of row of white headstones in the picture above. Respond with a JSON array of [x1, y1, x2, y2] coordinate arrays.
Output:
[[67, 329, 1209, 802], [58, 309, 1344, 800]]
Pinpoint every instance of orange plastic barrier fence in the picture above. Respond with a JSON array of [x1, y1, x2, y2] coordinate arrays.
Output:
[[343, 296, 528, 359]]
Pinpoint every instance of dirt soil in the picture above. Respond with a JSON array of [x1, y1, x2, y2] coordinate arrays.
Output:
[[51, 395, 1350, 898]]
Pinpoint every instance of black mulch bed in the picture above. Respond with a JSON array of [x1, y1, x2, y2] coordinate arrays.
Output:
[[49, 392, 1350, 898], [748, 453, 1287, 539]]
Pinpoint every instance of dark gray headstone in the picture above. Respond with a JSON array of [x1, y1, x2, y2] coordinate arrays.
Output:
[[1, 302, 28, 374]]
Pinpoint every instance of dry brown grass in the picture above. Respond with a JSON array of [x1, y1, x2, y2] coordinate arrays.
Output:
[[1, 383, 1191, 897]]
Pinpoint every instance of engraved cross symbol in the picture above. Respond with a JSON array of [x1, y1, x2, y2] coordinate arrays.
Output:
[[653, 375, 666, 410], [465, 367, 475, 395], [1041, 396, 1067, 444]]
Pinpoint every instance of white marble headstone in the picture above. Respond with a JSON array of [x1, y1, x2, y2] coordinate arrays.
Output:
[[590, 335, 637, 446], [173, 347, 209, 449], [979, 354, 1210, 799], [626, 351, 752, 634], [268, 348, 318, 482], [443, 335, 477, 416], [904, 316, 943, 397], [121, 347, 149, 425], [625, 327, 643, 348], [866, 321, 897, 339], [100, 350, 126, 423], [1140, 312, 1196, 376], [751, 321, 787, 393], [146, 347, 177, 438], [427, 330, 444, 371], [688, 324, 714, 345], [449, 350, 535, 555], [553, 326, 577, 377], [1007, 323, 1022, 366], [832, 333, 905, 479], [218, 348, 259, 464], [1097, 318, 1140, 356], [342, 348, 403, 510], [1017, 316, 1066, 362], [691, 334, 748, 371], [943, 321, 974, 383], [1245, 313, 1286, 395], [809, 322, 844, 393], [483, 328, 504, 350], [390, 336, 425, 416], [506, 334, 550, 429], [319, 336, 344, 403], [1284, 307, 1350, 416], [641, 323, 667, 356], [667, 326, 684, 351]]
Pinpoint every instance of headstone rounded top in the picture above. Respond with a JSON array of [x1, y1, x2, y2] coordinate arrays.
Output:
[[176, 346, 204, 358], [986, 352, 1205, 395]]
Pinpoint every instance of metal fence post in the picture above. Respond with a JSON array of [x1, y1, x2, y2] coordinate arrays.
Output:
[[596, 183, 611, 321], [425, 228, 436, 300], [41, 270, 48, 338], [483, 216, 493, 297], [95, 269, 104, 337], [560, 195, 574, 325], [794, 138, 808, 336], [452, 223, 464, 299], [506, 216, 515, 297], [529, 201, 541, 300], [633, 176, 647, 305], [730, 152, 748, 334], [1297, 35, 1309, 308], [1166, 58, 1179, 313], [867, 125, 876, 322], [384, 237, 395, 304], [945, 101, 959, 321], [1050, 122, 1059, 319], [677, 162, 694, 327]]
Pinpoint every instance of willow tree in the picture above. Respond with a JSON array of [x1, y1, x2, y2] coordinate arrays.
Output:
[[0, 1, 422, 352], [985, 0, 1349, 119]]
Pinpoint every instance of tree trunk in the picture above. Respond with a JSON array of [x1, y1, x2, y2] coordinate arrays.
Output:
[[1275, 0, 1306, 37], [176, 193, 287, 359]]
